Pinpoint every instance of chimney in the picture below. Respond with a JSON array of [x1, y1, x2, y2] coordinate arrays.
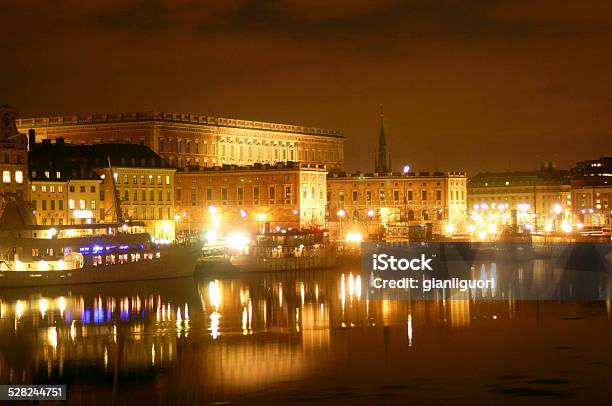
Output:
[[28, 129, 36, 148]]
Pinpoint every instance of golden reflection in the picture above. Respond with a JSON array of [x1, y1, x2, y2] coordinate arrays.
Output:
[[300, 282, 305, 306], [47, 326, 58, 351], [15, 300, 23, 320], [39, 298, 48, 318], [209, 280, 221, 310], [57, 297, 66, 317], [407, 314, 413, 347], [210, 311, 220, 339]]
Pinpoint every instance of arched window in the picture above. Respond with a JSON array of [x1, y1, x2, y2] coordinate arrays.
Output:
[[422, 210, 429, 221]]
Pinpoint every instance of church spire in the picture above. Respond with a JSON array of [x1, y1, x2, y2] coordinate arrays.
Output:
[[375, 106, 391, 173]]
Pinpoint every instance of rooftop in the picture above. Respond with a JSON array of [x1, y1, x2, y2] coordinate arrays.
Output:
[[328, 171, 467, 179], [176, 161, 326, 174], [16, 111, 343, 139], [29, 140, 171, 182]]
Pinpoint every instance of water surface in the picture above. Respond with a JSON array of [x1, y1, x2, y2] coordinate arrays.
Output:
[[0, 262, 611, 405]]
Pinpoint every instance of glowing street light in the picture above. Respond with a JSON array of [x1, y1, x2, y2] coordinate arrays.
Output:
[[403, 165, 411, 174], [337, 209, 346, 218]]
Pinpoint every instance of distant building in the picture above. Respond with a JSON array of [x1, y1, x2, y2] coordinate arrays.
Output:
[[569, 157, 612, 227], [29, 139, 176, 240], [16, 111, 345, 171], [327, 171, 468, 238], [0, 106, 28, 199], [174, 162, 327, 234], [467, 162, 571, 233]]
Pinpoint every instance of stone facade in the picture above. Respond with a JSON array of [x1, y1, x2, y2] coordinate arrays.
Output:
[[17, 111, 344, 171], [174, 163, 327, 234], [327, 171, 468, 238]]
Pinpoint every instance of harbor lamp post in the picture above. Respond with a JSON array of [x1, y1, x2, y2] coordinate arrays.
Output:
[[403, 165, 410, 225], [337, 208, 346, 241]]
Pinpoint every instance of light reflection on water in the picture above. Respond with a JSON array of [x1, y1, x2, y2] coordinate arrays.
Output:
[[0, 262, 611, 404]]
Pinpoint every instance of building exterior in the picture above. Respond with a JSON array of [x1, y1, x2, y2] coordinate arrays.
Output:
[[174, 162, 327, 235], [16, 111, 345, 171], [29, 138, 102, 226], [327, 171, 468, 238], [569, 157, 612, 227], [467, 163, 571, 234], [0, 106, 28, 199], [29, 140, 176, 241]]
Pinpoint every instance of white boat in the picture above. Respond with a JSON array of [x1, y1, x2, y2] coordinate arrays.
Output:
[[230, 229, 336, 272], [0, 196, 200, 288]]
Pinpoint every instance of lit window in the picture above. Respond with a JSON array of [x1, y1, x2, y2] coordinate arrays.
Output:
[[91, 200, 96, 210], [68, 199, 75, 210], [58, 186, 63, 193], [44, 171, 50, 179], [56, 171, 61, 179], [2, 171, 10, 184], [41, 185, 47, 192], [50, 185, 55, 193], [165, 175, 170, 185], [79, 199, 86, 210], [31, 184, 36, 192], [15, 170, 23, 184]]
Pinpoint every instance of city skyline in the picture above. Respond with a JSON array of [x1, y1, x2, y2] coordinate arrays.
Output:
[[3, 1, 612, 174]]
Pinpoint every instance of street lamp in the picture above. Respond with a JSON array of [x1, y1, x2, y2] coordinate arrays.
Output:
[[337, 209, 346, 241], [402, 165, 410, 225]]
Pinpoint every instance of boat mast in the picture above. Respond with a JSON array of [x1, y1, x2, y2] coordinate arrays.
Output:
[[108, 157, 124, 223]]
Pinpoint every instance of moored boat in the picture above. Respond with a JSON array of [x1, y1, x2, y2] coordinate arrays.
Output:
[[230, 228, 336, 272]]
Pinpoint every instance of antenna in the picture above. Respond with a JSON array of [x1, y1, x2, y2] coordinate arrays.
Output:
[[108, 157, 124, 223]]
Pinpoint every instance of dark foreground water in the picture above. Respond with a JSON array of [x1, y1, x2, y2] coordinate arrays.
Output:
[[1, 262, 612, 405]]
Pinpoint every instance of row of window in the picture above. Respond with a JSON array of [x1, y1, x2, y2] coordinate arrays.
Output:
[[118, 174, 171, 186], [121, 189, 172, 202], [2, 170, 24, 184], [122, 207, 172, 221], [32, 199, 97, 211], [31, 184, 97, 193], [177, 184, 325, 205], [336, 189, 461, 203]]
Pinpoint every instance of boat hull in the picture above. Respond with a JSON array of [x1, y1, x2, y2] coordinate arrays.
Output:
[[231, 254, 336, 272], [0, 245, 201, 288]]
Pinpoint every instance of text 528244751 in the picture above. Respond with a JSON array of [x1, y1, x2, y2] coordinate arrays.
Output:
[[1, 385, 66, 400]]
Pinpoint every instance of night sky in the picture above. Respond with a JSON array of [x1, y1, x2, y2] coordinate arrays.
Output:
[[3, 0, 612, 174]]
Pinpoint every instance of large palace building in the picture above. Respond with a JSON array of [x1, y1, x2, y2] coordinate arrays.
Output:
[[16, 111, 345, 171]]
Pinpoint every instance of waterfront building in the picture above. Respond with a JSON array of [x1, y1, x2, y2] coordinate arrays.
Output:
[[174, 162, 327, 235], [0, 106, 28, 200], [29, 139, 176, 241], [467, 162, 571, 234], [327, 171, 468, 238], [16, 111, 345, 171], [29, 138, 102, 226], [569, 157, 612, 227]]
